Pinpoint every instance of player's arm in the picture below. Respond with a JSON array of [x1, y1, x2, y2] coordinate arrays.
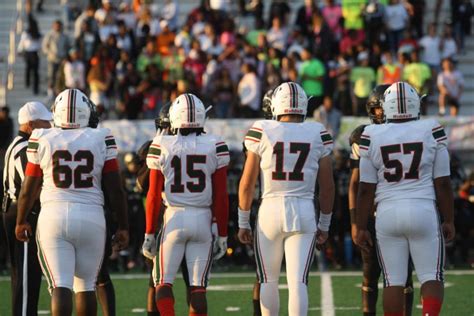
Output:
[[316, 155, 335, 244], [136, 140, 152, 193], [211, 163, 229, 260], [238, 151, 260, 244], [15, 164, 43, 242], [432, 127, 455, 241], [348, 139, 361, 243], [356, 155, 378, 251], [103, 160, 129, 250], [16, 134, 44, 242], [145, 169, 164, 235], [212, 167, 229, 237]]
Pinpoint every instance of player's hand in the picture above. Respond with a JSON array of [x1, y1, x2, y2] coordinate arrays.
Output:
[[142, 233, 157, 259], [355, 229, 373, 252], [316, 229, 329, 245], [213, 236, 228, 260], [442, 222, 455, 242], [351, 224, 358, 243], [15, 223, 32, 242], [113, 229, 129, 251], [238, 228, 253, 245]]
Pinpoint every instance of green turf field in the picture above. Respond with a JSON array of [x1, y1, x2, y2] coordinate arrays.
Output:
[[1, 271, 474, 315]]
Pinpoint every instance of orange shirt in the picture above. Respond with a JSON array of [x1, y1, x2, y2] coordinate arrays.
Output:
[[156, 31, 176, 56]]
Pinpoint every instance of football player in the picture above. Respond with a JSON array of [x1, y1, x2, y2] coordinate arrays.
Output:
[[15, 89, 129, 316], [245, 89, 273, 316], [348, 84, 414, 316], [238, 82, 335, 315], [356, 82, 455, 316], [138, 103, 193, 316], [87, 103, 119, 316], [144, 94, 229, 315]]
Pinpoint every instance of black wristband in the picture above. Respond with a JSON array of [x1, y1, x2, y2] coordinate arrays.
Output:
[[349, 208, 357, 224]]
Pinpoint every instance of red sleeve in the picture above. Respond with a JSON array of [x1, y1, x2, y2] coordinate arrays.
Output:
[[103, 159, 119, 174], [459, 189, 469, 200], [212, 167, 229, 237], [146, 169, 164, 234], [25, 162, 43, 177]]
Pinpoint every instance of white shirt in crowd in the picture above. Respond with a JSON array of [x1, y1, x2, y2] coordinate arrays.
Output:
[[238, 72, 261, 111], [64, 60, 86, 90], [266, 27, 289, 52], [437, 70, 464, 98], [210, 0, 231, 12], [161, 0, 178, 31], [441, 38, 458, 60], [18, 32, 41, 53], [419, 35, 441, 66], [384, 3, 409, 31]]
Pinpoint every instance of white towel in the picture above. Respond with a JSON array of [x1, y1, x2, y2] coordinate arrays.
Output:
[[282, 197, 301, 233]]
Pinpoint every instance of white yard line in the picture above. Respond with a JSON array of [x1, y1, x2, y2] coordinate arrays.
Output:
[[321, 272, 335, 316], [0, 270, 473, 282]]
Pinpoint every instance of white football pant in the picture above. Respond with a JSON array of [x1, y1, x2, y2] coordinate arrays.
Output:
[[255, 197, 317, 316], [36, 202, 105, 293]]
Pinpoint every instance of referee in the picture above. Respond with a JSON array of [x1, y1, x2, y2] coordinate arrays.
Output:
[[2, 102, 52, 315]]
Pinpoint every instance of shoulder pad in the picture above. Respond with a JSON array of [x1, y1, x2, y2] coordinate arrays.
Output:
[[349, 125, 367, 146]]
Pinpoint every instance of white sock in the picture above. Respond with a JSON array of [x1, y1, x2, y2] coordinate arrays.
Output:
[[288, 281, 308, 316], [260, 282, 279, 316]]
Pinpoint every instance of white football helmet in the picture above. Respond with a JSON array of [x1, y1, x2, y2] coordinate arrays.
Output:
[[383, 82, 420, 121], [271, 82, 308, 117], [169, 93, 206, 131], [52, 89, 91, 129]]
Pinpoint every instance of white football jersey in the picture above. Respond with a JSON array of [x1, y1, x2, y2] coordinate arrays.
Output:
[[244, 120, 333, 199], [359, 118, 450, 204], [27, 127, 118, 206], [146, 133, 230, 208]]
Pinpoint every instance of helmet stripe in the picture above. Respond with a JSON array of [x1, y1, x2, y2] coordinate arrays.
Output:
[[401, 82, 406, 113], [189, 94, 195, 122], [288, 82, 297, 108], [293, 82, 298, 109], [66, 89, 71, 124], [396, 82, 401, 115], [71, 89, 76, 123], [184, 94, 190, 123], [398, 82, 406, 114]]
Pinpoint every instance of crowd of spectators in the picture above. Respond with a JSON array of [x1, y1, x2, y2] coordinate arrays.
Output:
[[18, 0, 473, 120]]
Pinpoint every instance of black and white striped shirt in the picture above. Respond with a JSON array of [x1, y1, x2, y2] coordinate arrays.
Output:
[[2, 131, 29, 201]]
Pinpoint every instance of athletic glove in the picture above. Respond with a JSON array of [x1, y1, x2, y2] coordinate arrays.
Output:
[[142, 234, 157, 259], [213, 236, 228, 261]]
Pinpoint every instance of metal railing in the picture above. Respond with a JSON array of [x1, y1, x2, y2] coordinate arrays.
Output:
[[0, 0, 25, 107]]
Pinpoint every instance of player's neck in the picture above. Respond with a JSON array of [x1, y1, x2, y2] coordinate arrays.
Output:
[[278, 115, 304, 123]]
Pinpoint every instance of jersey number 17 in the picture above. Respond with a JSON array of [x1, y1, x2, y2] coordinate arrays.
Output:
[[272, 142, 310, 181]]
